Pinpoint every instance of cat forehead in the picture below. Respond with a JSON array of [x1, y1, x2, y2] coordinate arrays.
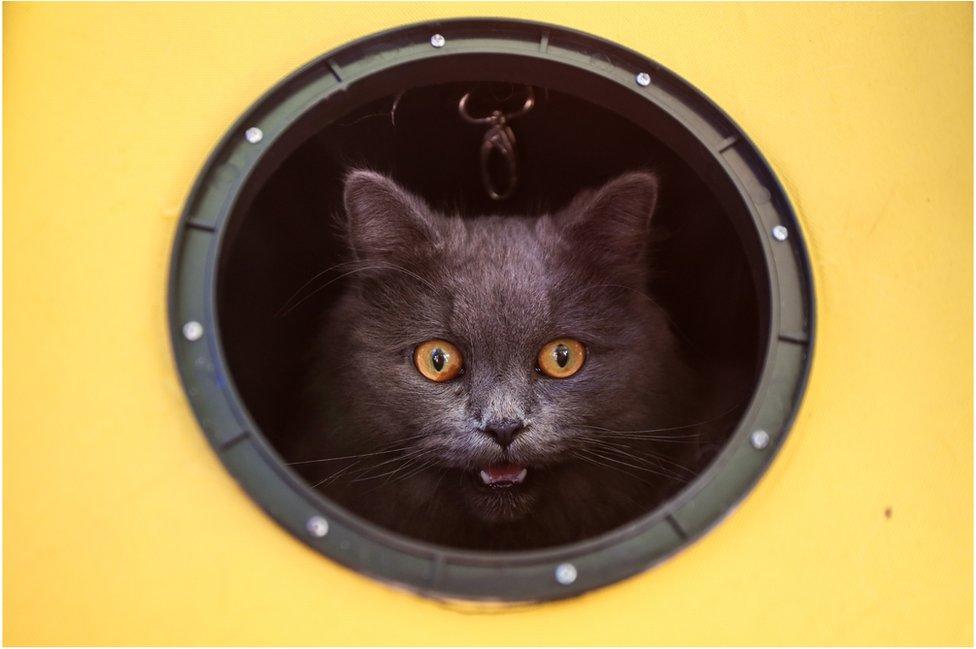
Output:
[[447, 224, 550, 309], [446, 215, 563, 285], [421, 216, 548, 333], [446, 213, 554, 257]]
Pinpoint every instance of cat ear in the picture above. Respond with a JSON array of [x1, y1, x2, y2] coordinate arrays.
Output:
[[342, 170, 439, 261], [557, 171, 659, 284]]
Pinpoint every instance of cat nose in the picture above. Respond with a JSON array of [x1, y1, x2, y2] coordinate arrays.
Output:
[[481, 418, 525, 448]]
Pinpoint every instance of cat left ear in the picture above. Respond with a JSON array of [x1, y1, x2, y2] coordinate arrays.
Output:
[[342, 170, 439, 262], [558, 171, 659, 284]]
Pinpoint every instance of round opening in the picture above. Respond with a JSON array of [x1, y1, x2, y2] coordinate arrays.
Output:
[[169, 19, 813, 602]]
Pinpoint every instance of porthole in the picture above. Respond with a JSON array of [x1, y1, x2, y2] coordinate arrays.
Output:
[[168, 18, 813, 602]]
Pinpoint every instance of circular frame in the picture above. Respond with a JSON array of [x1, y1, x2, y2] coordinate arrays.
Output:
[[168, 18, 815, 602]]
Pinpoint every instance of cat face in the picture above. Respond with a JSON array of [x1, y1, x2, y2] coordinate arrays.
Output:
[[307, 170, 695, 545]]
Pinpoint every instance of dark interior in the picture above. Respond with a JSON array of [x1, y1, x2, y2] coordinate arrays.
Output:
[[217, 82, 763, 542]]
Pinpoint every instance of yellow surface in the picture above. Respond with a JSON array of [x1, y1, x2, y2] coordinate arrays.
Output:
[[4, 2, 972, 645]]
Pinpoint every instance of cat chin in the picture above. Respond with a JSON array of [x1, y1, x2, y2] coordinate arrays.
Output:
[[460, 476, 538, 524]]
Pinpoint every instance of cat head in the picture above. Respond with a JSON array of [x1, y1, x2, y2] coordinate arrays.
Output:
[[314, 169, 688, 539]]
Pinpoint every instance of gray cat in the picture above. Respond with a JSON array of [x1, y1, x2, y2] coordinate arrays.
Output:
[[293, 169, 713, 549]]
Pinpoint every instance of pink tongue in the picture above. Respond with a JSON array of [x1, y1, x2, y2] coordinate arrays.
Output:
[[485, 463, 525, 481]]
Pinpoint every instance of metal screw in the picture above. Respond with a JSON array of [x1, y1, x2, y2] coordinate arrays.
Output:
[[772, 225, 789, 241], [244, 127, 263, 144], [555, 562, 577, 585], [750, 430, 771, 450], [636, 72, 651, 87], [306, 515, 329, 538], [430, 33, 446, 48], [182, 321, 203, 341]]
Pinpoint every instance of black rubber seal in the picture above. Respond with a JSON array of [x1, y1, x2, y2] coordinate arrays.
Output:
[[167, 17, 815, 603]]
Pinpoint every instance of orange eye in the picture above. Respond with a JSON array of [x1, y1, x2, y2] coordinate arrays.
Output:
[[537, 338, 586, 379], [414, 339, 464, 382]]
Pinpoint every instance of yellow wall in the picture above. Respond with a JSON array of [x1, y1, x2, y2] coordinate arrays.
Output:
[[4, 2, 972, 645]]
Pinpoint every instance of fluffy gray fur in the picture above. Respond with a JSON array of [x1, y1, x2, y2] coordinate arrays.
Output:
[[294, 169, 705, 549]]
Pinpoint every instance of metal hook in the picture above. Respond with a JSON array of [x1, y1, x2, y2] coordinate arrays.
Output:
[[480, 123, 519, 201], [458, 88, 535, 124], [458, 87, 535, 200]]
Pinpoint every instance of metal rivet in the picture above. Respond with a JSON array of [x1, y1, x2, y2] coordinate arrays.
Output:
[[772, 225, 789, 241], [636, 72, 651, 87], [182, 321, 203, 341], [750, 429, 771, 449], [244, 127, 263, 144], [430, 33, 446, 48], [306, 515, 329, 538], [555, 562, 577, 585]]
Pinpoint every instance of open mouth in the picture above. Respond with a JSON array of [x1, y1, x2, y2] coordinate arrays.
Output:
[[478, 463, 528, 489], [465, 463, 537, 523]]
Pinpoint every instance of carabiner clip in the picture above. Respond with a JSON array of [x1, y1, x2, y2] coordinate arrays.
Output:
[[458, 87, 535, 201]]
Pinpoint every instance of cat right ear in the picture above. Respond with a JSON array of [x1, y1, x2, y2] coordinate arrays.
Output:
[[556, 171, 660, 286], [342, 170, 439, 261]]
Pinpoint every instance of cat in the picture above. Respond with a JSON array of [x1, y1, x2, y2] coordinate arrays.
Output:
[[290, 169, 716, 550]]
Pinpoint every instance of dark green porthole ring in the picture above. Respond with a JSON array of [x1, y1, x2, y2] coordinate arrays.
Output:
[[168, 18, 814, 602]]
